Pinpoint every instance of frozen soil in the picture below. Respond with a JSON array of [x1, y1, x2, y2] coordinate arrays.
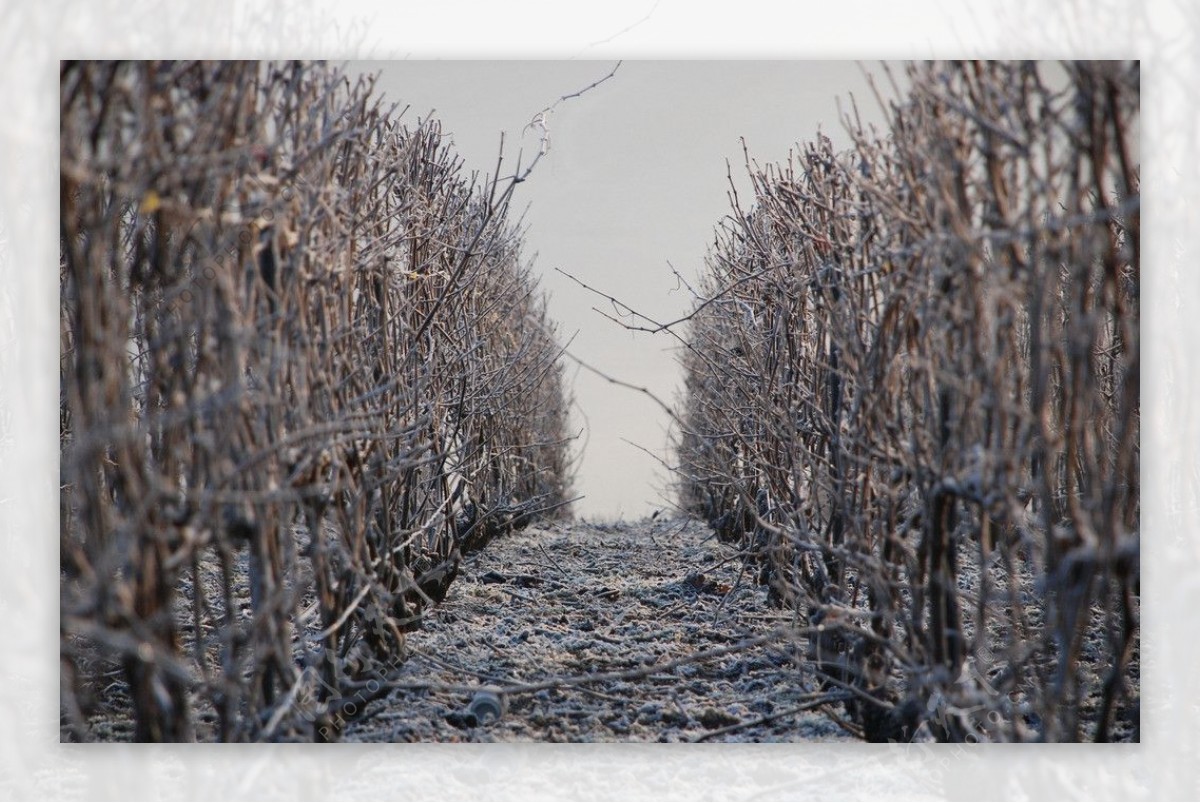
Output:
[[65, 515, 1136, 743], [342, 517, 851, 743]]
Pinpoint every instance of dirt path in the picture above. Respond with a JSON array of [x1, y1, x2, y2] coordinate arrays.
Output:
[[345, 517, 851, 742]]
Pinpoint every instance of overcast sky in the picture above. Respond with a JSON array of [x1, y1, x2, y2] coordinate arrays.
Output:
[[355, 60, 891, 519]]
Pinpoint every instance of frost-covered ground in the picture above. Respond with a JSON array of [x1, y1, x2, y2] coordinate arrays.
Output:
[[346, 517, 851, 743], [64, 513, 1137, 744]]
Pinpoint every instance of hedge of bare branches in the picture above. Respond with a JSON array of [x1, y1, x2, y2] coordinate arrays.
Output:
[[60, 61, 573, 742], [675, 61, 1139, 742]]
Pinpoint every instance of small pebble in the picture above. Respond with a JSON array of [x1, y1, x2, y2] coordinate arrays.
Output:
[[698, 708, 740, 730], [605, 716, 631, 734]]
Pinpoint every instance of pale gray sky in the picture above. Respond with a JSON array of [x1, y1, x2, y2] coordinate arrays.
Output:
[[356, 61, 890, 519]]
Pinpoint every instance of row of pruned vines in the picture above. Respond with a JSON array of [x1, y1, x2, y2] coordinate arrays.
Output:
[[60, 60, 574, 741], [675, 61, 1139, 742]]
